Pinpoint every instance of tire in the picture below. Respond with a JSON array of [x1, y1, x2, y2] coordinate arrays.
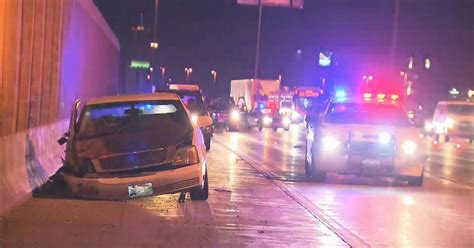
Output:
[[444, 135, 450, 142], [190, 171, 208, 200], [284, 126, 290, 131], [273, 127, 278, 132], [407, 175, 423, 186], [469, 138, 473, 144], [258, 122, 263, 131], [205, 136, 211, 151]]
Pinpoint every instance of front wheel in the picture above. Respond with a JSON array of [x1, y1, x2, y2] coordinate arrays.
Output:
[[205, 136, 211, 151], [406, 174, 424, 186], [190, 171, 209, 200], [258, 122, 263, 131]]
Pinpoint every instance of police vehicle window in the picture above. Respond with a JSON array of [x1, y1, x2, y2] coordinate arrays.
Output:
[[447, 104, 474, 115], [325, 103, 410, 126], [78, 100, 191, 138]]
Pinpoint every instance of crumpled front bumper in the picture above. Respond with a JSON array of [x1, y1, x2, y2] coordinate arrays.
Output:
[[63, 163, 203, 200]]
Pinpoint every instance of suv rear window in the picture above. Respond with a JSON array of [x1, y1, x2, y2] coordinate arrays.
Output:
[[169, 90, 207, 115]]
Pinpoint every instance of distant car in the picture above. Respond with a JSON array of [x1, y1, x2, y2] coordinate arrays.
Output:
[[208, 96, 237, 129], [431, 101, 474, 143], [247, 106, 291, 131], [57, 93, 212, 200], [305, 98, 425, 186], [161, 84, 213, 150]]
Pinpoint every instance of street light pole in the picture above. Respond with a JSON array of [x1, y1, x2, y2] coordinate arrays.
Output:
[[254, 0, 263, 79], [211, 70, 217, 85], [160, 67, 166, 83], [185, 67, 193, 83]]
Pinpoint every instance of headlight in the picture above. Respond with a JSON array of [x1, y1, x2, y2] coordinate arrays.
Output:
[[263, 116, 272, 125], [445, 117, 454, 129], [424, 121, 433, 132], [173, 146, 199, 166], [191, 114, 198, 125], [231, 110, 240, 121], [283, 117, 291, 125], [291, 111, 300, 120], [321, 136, 341, 151], [401, 140, 417, 155], [378, 132, 391, 144]]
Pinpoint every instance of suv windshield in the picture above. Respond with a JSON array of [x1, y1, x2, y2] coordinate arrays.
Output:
[[325, 103, 410, 126], [77, 100, 191, 138], [447, 104, 474, 115]]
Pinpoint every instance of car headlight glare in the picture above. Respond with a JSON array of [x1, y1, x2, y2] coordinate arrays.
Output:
[[378, 132, 391, 144], [401, 140, 417, 155], [263, 116, 272, 125], [445, 117, 454, 129], [321, 136, 341, 151], [231, 110, 240, 121], [191, 114, 198, 125], [173, 146, 199, 166], [424, 121, 433, 132]]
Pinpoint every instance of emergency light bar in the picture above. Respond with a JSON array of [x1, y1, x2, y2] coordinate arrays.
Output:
[[169, 84, 200, 91]]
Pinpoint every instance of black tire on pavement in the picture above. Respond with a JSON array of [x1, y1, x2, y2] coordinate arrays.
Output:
[[407, 175, 424, 186], [258, 123, 263, 131], [444, 135, 450, 142], [273, 127, 278, 132], [205, 137, 211, 151], [190, 171, 209, 200], [284, 127, 290, 131]]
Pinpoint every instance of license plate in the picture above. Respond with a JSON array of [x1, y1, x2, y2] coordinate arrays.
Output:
[[361, 159, 381, 169], [128, 183, 153, 197]]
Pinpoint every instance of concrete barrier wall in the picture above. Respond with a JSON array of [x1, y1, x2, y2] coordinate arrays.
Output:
[[0, 0, 119, 215], [0, 120, 68, 214]]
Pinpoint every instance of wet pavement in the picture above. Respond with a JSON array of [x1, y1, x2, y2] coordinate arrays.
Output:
[[1, 124, 473, 247], [0, 140, 346, 247], [215, 125, 474, 247]]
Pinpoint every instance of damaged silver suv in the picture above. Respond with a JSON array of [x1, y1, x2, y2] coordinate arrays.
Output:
[[57, 93, 212, 200]]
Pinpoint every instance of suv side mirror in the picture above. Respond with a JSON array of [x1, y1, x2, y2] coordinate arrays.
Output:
[[57, 132, 69, 145], [197, 116, 213, 128]]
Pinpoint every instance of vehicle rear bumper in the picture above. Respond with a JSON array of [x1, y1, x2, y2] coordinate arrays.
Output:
[[64, 163, 204, 200], [314, 154, 424, 177]]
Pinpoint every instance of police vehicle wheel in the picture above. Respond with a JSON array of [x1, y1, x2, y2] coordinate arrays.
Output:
[[190, 170, 209, 200]]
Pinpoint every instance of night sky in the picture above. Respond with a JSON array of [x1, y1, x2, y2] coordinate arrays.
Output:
[[94, 0, 473, 99]]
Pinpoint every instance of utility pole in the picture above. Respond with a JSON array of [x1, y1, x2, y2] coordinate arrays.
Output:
[[254, 0, 263, 79], [390, 0, 400, 70]]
